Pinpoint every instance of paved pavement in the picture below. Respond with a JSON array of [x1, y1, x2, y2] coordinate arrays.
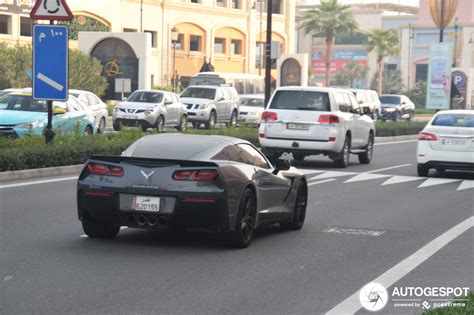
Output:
[[1, 141, 472, 314]]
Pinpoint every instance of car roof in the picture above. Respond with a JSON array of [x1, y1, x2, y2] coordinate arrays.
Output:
[[132, 89, 168, 94], [239, 94, 264, 99], [185, 85, 223, 90], [275, 86, 348, 93], [380, 94, 402, 97], [434, 110, 474, 115]]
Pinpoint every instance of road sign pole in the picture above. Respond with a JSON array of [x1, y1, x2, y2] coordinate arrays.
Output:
[[45, 20, 55, 144]]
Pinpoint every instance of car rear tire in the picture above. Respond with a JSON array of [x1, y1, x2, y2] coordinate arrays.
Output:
[[192, 122, 199, 129], [98, 117, 106, 134], [226, 188, 256, 248], [177, 115, 187, 131], [280, 182, 307, 231], [334, 135, 351, 168], [205, 111, 217, 130], [371, 110, 379, 121], [82, 221, 120, 239], [408, 111, 415, 121], [293, 153, 306, 161], [358, 132, 374, 164], [156, 115, 165, 133], [113, 121, 120, 131], [417, 164, 430, 177]]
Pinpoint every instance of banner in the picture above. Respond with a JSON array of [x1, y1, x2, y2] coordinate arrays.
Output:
[[311, 49, 368, 75], [426, 43, 453, 109]]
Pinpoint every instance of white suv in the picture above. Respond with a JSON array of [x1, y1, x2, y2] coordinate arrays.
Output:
[[259, 87, 376, 168]]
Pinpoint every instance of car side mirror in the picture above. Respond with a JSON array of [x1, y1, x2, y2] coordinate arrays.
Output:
[[164, 100, 173, 105], [273, 159, 290, 174], [53, 107, 66, 115], [402, 101, 406, 105], [218, 97, 225, 101]]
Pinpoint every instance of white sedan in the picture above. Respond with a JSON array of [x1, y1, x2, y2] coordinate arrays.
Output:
[[237, 95, 264, 125], [417, 110, 474, 176], [70, 89, 109, 133]]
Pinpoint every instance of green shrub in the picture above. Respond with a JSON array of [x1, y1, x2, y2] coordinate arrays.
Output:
[[423, 292, 473, 315], [375, 121, 426, 137]]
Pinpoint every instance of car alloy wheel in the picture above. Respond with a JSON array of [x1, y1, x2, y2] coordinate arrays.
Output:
[[334, 136, 350, 168], [178, 116, 187, 131], [98, 117, 106, 134], [227, 188, 256, 248], [156, 116, 165, 133], [358, 132, 374, 164], [280, 182, 307, 230], [206, 111, 217, 129], [229, 111, 237, 128]]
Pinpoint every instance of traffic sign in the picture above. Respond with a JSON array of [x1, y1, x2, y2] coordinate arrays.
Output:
[[30, 0, 73, 21], [33, 25, 69, 101]]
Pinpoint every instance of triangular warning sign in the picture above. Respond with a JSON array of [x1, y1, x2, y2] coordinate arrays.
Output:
[[30, 0, 74, 21]]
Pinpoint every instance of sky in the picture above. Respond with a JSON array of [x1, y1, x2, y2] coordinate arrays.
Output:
[[300, 0, 420, 6]]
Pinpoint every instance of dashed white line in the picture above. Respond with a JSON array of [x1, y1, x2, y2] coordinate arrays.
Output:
[[308, 178, 337, 186], [325, 216, 473, 315], [457, 180, 474, 191], [0, 176, 77, 189], [374, 139, 418, 146], [364, 163, 412, 174], [418, 178, 460, 188]]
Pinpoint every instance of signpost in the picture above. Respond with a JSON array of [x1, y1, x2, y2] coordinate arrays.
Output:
[[426, 42, 453, 110], [30, 0, 73, 143], [115, 78, 132, 101]]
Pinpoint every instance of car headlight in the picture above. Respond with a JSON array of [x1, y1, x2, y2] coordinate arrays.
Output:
[[16, 121, 43, 129], [115, 107, 120, 112], [199, 103, 208, 109], [145, 110, 152, 116]]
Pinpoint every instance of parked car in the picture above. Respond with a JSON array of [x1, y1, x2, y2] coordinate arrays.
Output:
[[350, 89, 381, 120], [417, 110, 474, 176], [0, 88, 26, 98], [238, 94, 265, 125], [113, 89, 188, 132], [70, 89, 109, 133], [259, 87, 375, 168], [180, 85, 240, 129], [77, 134, 307, 248], [379, 94, 415, 121], [0, 92, 96, 138]]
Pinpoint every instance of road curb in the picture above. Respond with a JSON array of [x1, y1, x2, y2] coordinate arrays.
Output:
[[0, 164, 83, 183], [0, 134, 419, 182]]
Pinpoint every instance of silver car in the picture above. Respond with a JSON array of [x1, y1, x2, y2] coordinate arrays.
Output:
[[180, 85, 239, 129], [113, 90, 188, 132]]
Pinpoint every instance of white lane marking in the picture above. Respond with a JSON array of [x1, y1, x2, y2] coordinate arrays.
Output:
[[457, 180, 474, 191], [308, 178, 336, 186], [345, 173, 391, 183], [374, 139, 418, 146], [418, 178, 460, 188], [299, 169, 325, 175], [309, 171, 356, 180], [323, 227, 385, 237], [381, 175, 424, 186], [365, 163, 412, 174], [79, 226, 128, 238], [37, 73, 64, 91], [326, 216, 473, 315], [0, 176, 77, 189]]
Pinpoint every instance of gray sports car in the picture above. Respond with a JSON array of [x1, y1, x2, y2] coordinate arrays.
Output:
[[77, 134, 308, 248]]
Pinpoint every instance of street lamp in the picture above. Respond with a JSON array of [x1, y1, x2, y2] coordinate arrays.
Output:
[[453, 17, 458, 67], [171, 26, 179, 93]]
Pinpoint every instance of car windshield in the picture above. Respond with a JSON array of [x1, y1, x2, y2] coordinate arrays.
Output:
[[127, 91, 163, 103], [269, 91, 330, 111], [70, 92, 80, 98], [181, 87, 216, 100], [0, 95, 48, 112], [380, 96, 401, 104], [189, 76, 225, 86], [240, 98, 264, 107], [432, 113, 474, 128]]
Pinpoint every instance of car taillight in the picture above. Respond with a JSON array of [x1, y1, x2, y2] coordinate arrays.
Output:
[[259, 133, 265, 138], [261, 111, 278, 121], [87, 163, 124, 177], [419, 132, 438, 141], [172, 169, 218, 181], [318, 114, 339, 125]]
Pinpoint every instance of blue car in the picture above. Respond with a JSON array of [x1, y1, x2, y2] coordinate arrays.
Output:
[[0, 92, 96, 138]]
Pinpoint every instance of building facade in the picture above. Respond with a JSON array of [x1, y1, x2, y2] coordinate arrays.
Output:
[[0, 0, 295, 97]]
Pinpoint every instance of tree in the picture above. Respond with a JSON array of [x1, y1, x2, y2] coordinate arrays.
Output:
[[68, 50, 108, 97], [366, 29, 399, 95], [406, 80, 427, 108], [370, 70, 404, 94], [334, 61, 368, 87], [300, 0, 358, 86]]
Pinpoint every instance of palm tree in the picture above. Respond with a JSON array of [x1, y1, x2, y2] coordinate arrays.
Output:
[[366, 29, 399, 95], [335, 61, 368, 87], [300, 0, 358, 86]]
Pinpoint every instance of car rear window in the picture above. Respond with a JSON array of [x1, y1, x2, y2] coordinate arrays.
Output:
[[269, 91, 330, 111], [379, 96, 401, 104], [432, 113, 474, 128], [181, 87, 216, 100]]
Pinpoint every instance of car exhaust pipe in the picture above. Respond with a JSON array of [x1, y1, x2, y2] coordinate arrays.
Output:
[[158, 216, 167, 226], [136, 215, 147, 226], [147, 215, 157, 226], [127, 215, 137, 225]]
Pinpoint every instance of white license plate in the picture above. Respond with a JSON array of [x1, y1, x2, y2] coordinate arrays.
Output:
[[287, 123, 309, 130], [131, 196, 160, 212], [442, 138, 467, 146], [125, 115, 137, 120]]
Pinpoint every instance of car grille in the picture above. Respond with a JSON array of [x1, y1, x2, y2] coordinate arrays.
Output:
[[0, 126, 19, 138], [185, 103, 195, 110], [118, 108, 145, 114], [240, 112, 248, 115]]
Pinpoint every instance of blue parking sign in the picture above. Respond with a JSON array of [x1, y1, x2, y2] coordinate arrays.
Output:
[[33, 25, 68, 101]]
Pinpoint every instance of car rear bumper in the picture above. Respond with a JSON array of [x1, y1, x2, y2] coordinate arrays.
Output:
[[78, 190, 229, 232], [259, 136, 342, 153], [417, 142, 474, 165], [418, 161, 474, 171]]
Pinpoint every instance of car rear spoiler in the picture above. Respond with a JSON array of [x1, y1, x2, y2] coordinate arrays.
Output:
[[87, 155, 219, 168]]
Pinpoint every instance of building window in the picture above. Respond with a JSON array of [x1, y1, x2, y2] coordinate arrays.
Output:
[[231, 39, 242, 55], [231, 0, 241, 9], [145, 30, 157, 48], [190, 35, 202, 52], [215, 38, 226, 54], [216, 0, 225, 7], [123, 28, 137, 32], [0, 15, 12, 35], [175, 34, 184, 50], [20, 17, 32, 37], [190, 0, 201, 3]]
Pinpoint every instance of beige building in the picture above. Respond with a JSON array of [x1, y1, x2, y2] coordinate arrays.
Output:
[[1, 0, 295, 96]]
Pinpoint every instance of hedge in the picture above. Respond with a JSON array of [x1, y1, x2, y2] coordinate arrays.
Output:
[[0, 122, 426, 172]]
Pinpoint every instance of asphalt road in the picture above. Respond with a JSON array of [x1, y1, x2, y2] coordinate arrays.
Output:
[[1, 140, 473, 315]]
